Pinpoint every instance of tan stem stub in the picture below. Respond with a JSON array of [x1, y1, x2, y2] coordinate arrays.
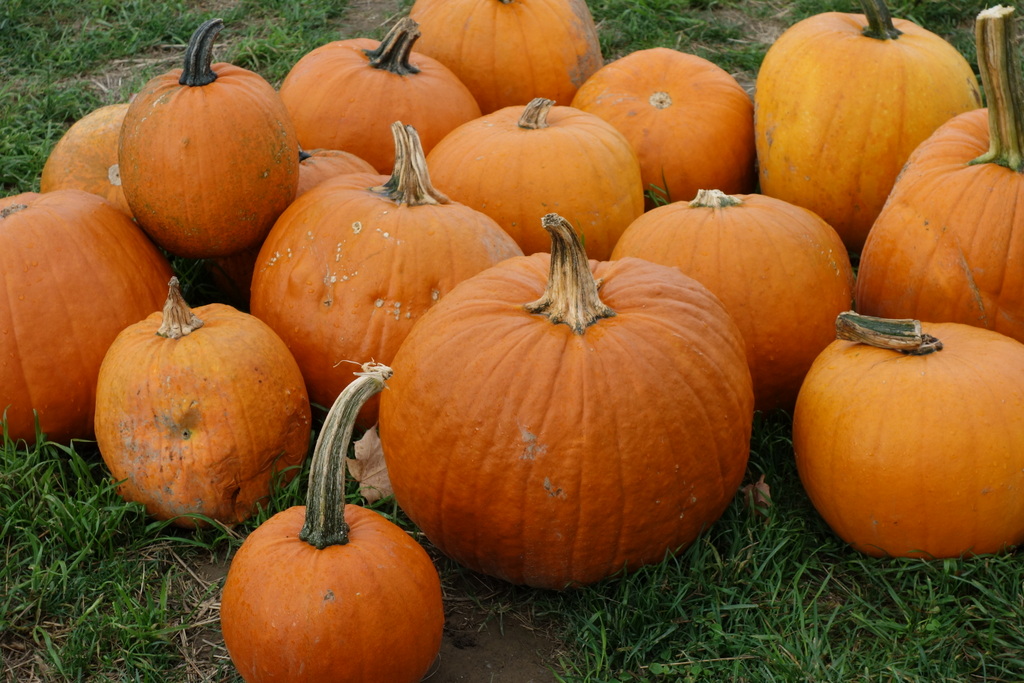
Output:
[[835, 311, 943, 355], [689, 189, 743, 208], [0, 204, 28, 219], [179, 18, 223, 87], [363, 16, 422, 76], [524, 213, 615, 334], [299, 362, 393, 549], [518, 98, 556, 130], [371, 122, 449, 206], [649, 91, 673, 109], [157, 277, 204, 338], [860, 0, 902, 40], [971, 5, 1024, 172]]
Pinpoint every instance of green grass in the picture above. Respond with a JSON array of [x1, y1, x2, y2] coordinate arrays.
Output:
[[1, 1, 1018, 681]]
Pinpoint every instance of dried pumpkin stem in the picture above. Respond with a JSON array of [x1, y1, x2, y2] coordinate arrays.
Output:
[[180, 18, 224, 87], [299, 363, 393, 550], [689, 189, 743, 208], [518, 98, 555, 130], [860, 0, 902, 40], [364, 17, 422, 76], [971, 6, 1024, 172], [156, 277, 204, 338], [524, 213, 615, 334], [372, 122, 449, 205], [835, 311, 942, 355]]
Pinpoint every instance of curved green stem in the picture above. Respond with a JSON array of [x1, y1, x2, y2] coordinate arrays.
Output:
[[860, 0, 902, 40], [971, 5, 1024, 172], [835, 311, 942, 355], [363, 17, 421, 76], [179, 18, 224, 87]]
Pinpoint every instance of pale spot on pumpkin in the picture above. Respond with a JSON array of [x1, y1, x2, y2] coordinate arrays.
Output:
[[375, 298, 385, 308], [352, 221, 362, 234], [519, 426, 547, 460], [430, 289, 440, 301], [649, 91, 672, 109], [108, 163, 121, 186]]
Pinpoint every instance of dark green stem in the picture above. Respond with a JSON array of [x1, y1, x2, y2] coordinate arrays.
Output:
[[860, 0, 902, 41], [970, 6, 1024, 172], [372, 122, 449, 205], [363, 17, 421, 76], [179, 18, 224, 87], [835, 311, 942, 355]]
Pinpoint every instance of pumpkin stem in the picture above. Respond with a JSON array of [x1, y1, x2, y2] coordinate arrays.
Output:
[[157, 277, 204, 338], [518, 98, 555, 130], [970, 6, 1024, 172], [859, 0, 902, 40], [834, 311, 943, 355], [179, 18, 224, 87], [299, 363, 394, 550], [371, 122, 450, 206], [689, 189, 743, 209], [524, 213, 615, 334], [363, 17, 422, 76]]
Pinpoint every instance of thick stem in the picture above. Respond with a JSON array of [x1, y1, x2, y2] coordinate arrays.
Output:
[[179, 18, 224, 87], [363, 17, 421, 76], [371, 122, 450, 205], [835, 311, 942, 355], [971, 6, 1024, 172], [518, 98, 555, 130], [524, 213, 615, 334], [689, 189, 743, 208], [299, 363, 393, 549], [860, 0, 902, 40], [157, 277, 204, 338]]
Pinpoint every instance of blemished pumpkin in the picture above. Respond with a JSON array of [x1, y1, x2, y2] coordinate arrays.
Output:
[[611, 189, 854, 412], [220, 363, 444, 683], [793, 312, 1024, 558], [119, 18, 299, 258], [425, 97, 645, 260], [0, 190, 172, 444], [856, 6, 1024, 343], [754, 0, 981, 252], [278, 17, 481, 173], [408, 0, 603, 114], [571, 47, 756, 207], [40, 103, 132, 216], [94, 278, 311, 527], [378, 213, 754, 589], [250, 122, 523, 428]]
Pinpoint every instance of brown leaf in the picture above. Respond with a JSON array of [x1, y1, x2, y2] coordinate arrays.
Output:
[[348, 425, 392, 503], [741, 474, 772, 519]]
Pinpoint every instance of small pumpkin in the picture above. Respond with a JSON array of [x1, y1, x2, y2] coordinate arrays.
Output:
[[793, 312, 1024, 558], [220, 363, 444, 683], [296, 148, 377, 197], [94, 278, 311, 527]]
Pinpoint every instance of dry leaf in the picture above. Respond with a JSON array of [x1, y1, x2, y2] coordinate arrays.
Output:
[[348, 425, 393, 503], [741, 474, 772, 519]]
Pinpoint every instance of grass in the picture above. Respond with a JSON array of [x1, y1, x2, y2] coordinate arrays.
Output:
[[0, 0, 1016, 681]]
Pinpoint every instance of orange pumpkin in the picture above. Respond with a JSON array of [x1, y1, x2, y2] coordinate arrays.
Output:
[[378, 213, 754, 589], [296, 148, 377, 197], [119, 18, 299, 258], [426, 97, 644, 260], [0, 190, 172, 444], [612, 189, 853, 412], [250, 123, 523, 428], [856, 6, 1024, 343], [794, 312, 1024, 558], [409, 0, 603, 114], [40, 103, 132, 216], [571, 47, 756, 207], [278, 17, 481, 173], [221, 364, 444, 682], [94, 278, 311, 527], [754, 0, 981, 252]]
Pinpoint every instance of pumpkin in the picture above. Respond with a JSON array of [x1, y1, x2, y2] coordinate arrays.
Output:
[[754, 0, 981, 252], [611, 189, 854, 412], [856, 5, 1024, 343], [278, 17, 481, 173], [571, 47, 756, 207], [426, 97, 645, 260], [220, 363, 444, 683], [250, 122, 523, 428], [94, 278, 311, 527], [793, 312, 1024, 558], [408, 0, 603, 114], [378, 213, 754, 589], [0, 190, 172, 444], [296, 148, 377, 197], [119, 18, 299, 258], [40, 103, 132, 216]]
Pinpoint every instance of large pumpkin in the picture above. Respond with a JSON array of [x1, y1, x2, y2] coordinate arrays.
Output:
[[611, 189, 854, 412], [793, 312, 1024, 558], [94, 278, 311, 527], [408, 0, 603, 114], [221, 364, 444, 682], [426, 97, 645, 260], [754, 0, 981, 252], [0, 190, 172, 444], [378, 213, 754, 589], [856, 6, 1024, 343], [250, 123, 523, 427], [571, 47, 756, 207], [119, 19, 299, 258]]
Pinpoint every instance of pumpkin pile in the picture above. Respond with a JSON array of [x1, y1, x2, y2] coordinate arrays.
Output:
[[7, 0, 1024, 678]]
